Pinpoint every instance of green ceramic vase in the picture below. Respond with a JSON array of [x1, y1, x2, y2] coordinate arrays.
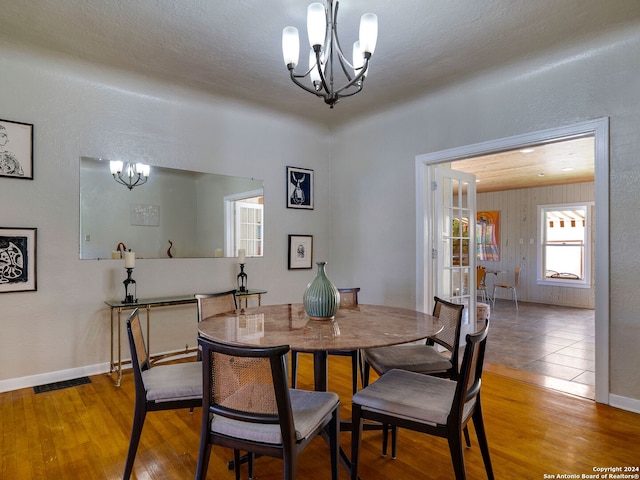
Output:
[[303, 261, 340, 320]]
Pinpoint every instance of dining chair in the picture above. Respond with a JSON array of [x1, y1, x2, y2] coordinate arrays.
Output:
[[123, 309, 202, 480], [291, 287, 361, 394], [195, 337, 340, 480], [363, 296, 465, 386], [195, 290, 238, 360], [476, 266, 488, 303], [350, 320, 493, 480], [492, 266, 521, 310]]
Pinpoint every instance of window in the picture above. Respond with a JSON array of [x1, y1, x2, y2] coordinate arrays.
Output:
[[537, 203, 592, 288], [224, 190, 264, 258], [235, 199, 263, 257]]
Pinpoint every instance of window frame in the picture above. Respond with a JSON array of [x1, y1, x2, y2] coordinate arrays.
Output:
[[536, 202, 593, 289]]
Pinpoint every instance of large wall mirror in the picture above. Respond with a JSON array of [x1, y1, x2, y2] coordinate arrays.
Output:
[[80, 157, 264, 259]]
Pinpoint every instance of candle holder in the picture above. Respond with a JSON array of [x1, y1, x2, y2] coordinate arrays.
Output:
[[237, 263, 248, 293], [123, 267, 137, 304]]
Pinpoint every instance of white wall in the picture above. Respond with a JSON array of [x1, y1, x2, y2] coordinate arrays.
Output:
[[329, 25, 640, 402], [0, 45, 331, 387]]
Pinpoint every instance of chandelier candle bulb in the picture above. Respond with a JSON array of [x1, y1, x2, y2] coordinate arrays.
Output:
[[282, 27, 300, 67], [359, 13, 378, 54], [307, 3, 326, 47]]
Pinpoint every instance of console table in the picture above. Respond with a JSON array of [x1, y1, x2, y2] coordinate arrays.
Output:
[[105, 289, 266, 386]]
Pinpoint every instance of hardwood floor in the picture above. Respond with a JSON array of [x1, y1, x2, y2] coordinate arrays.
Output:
[[2, 353, 639, 479]]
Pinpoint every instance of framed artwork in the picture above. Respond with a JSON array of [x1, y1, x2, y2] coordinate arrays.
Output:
[[287, 166, 313, 209], [288, 234, 313, 269], [477, 210, 500, 261], [0, 227, 37, 293], [0, 119, 34, 180]]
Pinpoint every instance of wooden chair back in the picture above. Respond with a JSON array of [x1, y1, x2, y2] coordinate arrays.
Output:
[[338, 287, 360, 307], [195, 290, 238, 322]]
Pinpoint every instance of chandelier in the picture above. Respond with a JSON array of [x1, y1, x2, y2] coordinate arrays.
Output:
[[109, 161, 150, 190], [282, 1, 378, 108]]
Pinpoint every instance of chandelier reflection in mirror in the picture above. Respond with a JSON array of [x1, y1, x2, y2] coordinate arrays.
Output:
[[282, 0, 378, 108], [109, 161, 150, 190]]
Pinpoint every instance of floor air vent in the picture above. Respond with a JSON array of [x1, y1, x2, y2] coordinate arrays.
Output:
[[34, 376, 91, 394]]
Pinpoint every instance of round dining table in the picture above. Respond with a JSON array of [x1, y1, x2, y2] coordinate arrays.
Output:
[[197, 303, 443, 393]]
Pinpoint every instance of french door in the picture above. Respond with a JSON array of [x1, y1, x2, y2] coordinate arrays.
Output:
[[427, 165, 477, 338]]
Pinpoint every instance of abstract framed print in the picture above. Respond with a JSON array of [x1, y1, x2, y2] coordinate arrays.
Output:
[[288, 234, 313, 269], [0, 227, 37, 293], [0, 119, 34, 180], [287, 166, 313, 209]]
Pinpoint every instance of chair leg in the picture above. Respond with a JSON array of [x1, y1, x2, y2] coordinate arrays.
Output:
[[350, 405, 363, 480], [233, 450, 241, 480], [290, 350, 299, 388], [391, 425, 398, 459], [351, 351, 359, 394], [282, 446, 298, 480], [329, 407, 340, 480], [248, 452, 255, 480], [473, 401, 495, 479], [363, 358, 371, 387], [512, 288, 518, 310], [463, 426, 471, 448], [382, 424, 389, 456], [195, 443, 212, 480], [123, 401, 146, 480], [447, 427, 467, 480]]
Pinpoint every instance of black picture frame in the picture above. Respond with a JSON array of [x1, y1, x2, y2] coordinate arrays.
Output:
[[288, 235, 313, 269], [286, 166, 313, 209], [0, 118, 34, 180], [0, 227, 37, 293]]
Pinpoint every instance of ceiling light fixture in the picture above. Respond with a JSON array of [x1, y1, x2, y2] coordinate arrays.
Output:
[[282, 1, 378, 108], [520, 148, 535, 154], [109, 161, 150, 190]]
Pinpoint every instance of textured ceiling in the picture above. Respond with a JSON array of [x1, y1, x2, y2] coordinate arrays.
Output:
[[2, 0, 640, 126]]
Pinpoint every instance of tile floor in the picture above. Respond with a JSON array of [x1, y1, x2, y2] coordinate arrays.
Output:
[[481, 298, 595, 398]]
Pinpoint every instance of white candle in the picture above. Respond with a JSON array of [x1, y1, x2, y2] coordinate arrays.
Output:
[[124, 251, 136, 269], [238, 249, 246, 264], [214, 248, 223, 258]]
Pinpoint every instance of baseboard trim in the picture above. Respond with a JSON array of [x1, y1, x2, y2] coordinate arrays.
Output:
[[0, 363, 109, 393], [609, 393, 640, 414], [0, 348, 197, 393]]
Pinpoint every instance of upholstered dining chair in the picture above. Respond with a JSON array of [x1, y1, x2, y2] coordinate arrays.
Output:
[[291, 287, 361, 394], [350, 321, 493, 480], [123, 309, 202, 480], [492, 266, 521, 310], [363, 296, 465, 386], [195, 290, 238, 360], [195, 337, 340, 480]]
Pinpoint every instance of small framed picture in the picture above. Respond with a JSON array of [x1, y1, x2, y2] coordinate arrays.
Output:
[[0, 227, 37, 293], [287, 166, 313, 209], [288, 235, 313, 269], [0, 119, 34, 180]]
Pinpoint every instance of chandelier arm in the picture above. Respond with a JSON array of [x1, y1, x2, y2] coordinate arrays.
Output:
[[332, 57, 369, 96], [334, 81, 364, 99], [113, 172, 148, 190], [289, 69, 326, 97], [315, 49, 332, 97], [330, 16, 355, 83]]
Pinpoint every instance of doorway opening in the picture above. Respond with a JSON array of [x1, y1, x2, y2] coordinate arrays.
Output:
[[415, 118, 609, 404]]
